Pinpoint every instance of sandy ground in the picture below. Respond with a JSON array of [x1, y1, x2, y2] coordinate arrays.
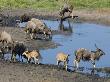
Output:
[[0, 9, 110, 82]]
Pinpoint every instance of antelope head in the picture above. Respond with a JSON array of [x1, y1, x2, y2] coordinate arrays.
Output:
[[95, 44, 105, 56]]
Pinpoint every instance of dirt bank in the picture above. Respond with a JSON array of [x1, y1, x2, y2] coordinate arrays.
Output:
[[0, 26, 59, 50], [0, 59, 109, 82], [0, 9, 110, 26]]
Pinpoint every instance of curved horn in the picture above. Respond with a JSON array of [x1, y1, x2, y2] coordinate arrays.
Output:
[[102, 50, 106, 55], [95, 44, 99, 49]]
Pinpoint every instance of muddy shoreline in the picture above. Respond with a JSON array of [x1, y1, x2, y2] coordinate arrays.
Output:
[[1, 9, 110, 26], [0, 9, 110, 82], [0, 26, 59, 50], [0, 59, 109, 82]]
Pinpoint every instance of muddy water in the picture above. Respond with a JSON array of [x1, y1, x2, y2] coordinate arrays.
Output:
[[38, 20, 110, 77], [18, 20, 110, 67], [6, 20, 110, 76], [41, 20, 110, 71]]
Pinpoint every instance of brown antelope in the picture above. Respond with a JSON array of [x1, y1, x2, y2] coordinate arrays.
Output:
[[59, 3, 73, 17], [22, 50, 42, 64], [74, 44, 105, 69], [25, 18, 52, 40], [0, 31, 13, 45], [56, 52, 69, 71], [30, 18, 46, 30], [0, 31, 14, 58]]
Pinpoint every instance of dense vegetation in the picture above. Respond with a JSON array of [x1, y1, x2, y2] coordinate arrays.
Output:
[[0, 0, 109, 10]]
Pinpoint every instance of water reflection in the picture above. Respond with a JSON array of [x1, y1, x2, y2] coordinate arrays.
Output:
[[59, 20, 73, 33]]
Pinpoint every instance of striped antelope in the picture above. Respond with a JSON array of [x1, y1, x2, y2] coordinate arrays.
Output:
[[25, 18, 52, 40], [74, 44, 105, 69], [59, 3, 73, 18]]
